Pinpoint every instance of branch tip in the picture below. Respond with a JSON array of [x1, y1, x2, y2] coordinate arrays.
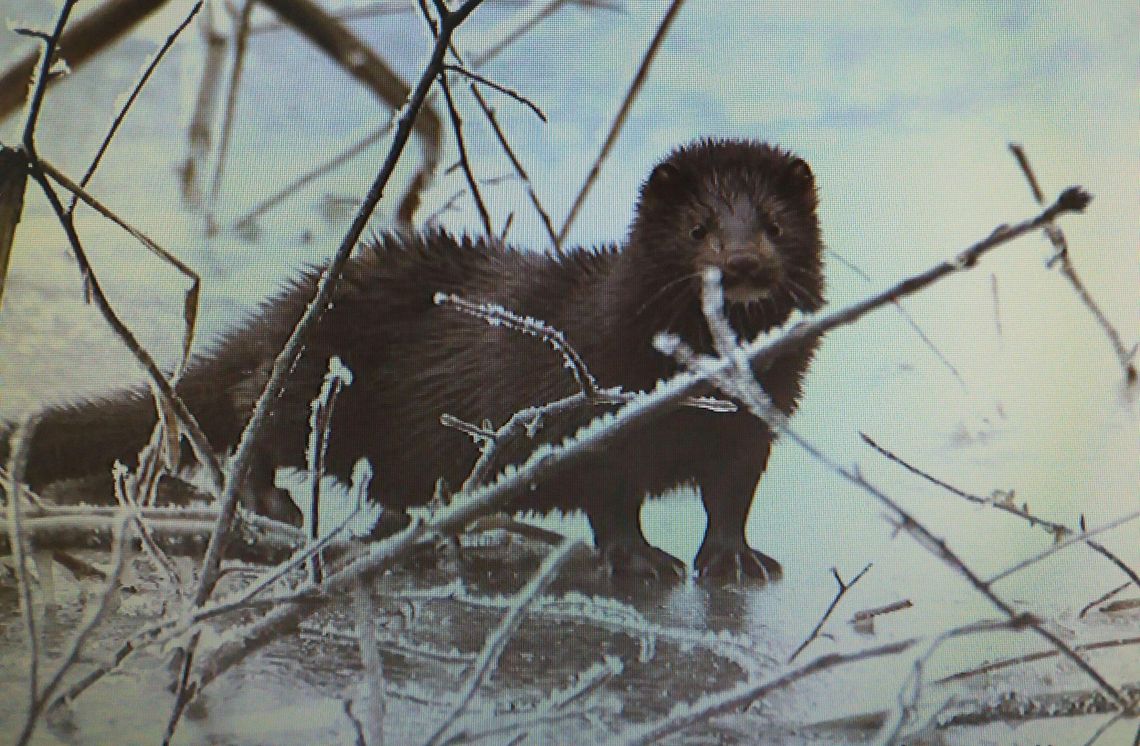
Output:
[[1057, 186, 1091, 213]]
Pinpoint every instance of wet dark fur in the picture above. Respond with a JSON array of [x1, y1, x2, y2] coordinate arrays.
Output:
[[7, 139, 825, 581]]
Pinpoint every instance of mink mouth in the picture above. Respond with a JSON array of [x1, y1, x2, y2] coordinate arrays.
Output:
[[721, 282, 775, 304], [712, 256, 784, 305]]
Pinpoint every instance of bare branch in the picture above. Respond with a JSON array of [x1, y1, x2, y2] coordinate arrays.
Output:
[[443, 63, 546, 121], [423, 538, 581, 746], [468, 84, 559, 247], [557, 0, 687, 244], [0, 0, 173, 121], [72, 1, 202, 206], [6, 415, 42, 738], [207, 0, 255, 206], [788, 563, 872, 662], [439, 71, 495, 236], [19, 0, 79, 148], [1009, 144, 1137, 383]]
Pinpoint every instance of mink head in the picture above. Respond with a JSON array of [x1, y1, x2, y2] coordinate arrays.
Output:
[[628, 139, 825, 318]]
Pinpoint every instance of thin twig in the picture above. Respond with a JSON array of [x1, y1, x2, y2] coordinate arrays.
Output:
[[827, 248, 967, 389], [39, 158, 201, 374], [1009, 144, 1137, 383], [936, 634, 1140, 686], [1079, 582, 1131, 619], [469, 0, 617, 68], [232, 122, 393, 230], [861, 433, 1140, 596], [436, 293, 600, 396], [423, 538, 581, 746], [353, 581, 386, 746], [443, 64, 546, 121], [608, 638, 920, 746], [17, 515, 132, 746], [468, 84, 559, 247], [72, 1, 203, 206], [26, 167, 224, 493], [20, 0, 79, 151], [788, 563, 872, 662], [557, 0, 687, 244], [207, 0, 255, 205], [439, 70, 494, 236], [6, 415, 42, 736]]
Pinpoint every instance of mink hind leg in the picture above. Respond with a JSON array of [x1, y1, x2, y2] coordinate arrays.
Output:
[[584, 480, 686, 581], [694, 437, 782, 583]]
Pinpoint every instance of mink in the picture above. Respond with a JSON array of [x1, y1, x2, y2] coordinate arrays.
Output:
[[4, 139, 825, 582]]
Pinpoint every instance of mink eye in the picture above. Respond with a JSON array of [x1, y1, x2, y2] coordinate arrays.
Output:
[[689, 224, 709, 241], [765, 219, 783, 238]]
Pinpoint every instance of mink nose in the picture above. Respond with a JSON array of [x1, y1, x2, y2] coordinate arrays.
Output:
[[723, 253, 778, 286]]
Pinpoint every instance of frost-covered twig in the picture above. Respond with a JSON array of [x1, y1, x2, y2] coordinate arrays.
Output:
[[609, 638, 920, 746], [17, 514, 133, 746], [6, 415, 42, 737], [1009, 144, 1137, 383], [423, 537, 581, 746], [192, 0, 487, 611], [557, 0, 687, 244], [436, 292, 601, 396], [861, 432, 1140, 596], [208, 0, 254, 210], [353, 581, 386, 746], [306, 357, 354, 582], [665, 261, 1126, 711], [788, 563, 872, 662]]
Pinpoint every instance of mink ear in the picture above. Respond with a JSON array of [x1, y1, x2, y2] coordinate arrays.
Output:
[[786, 157, 813, 189], [785, 157, 817, 206], [645, 161, 684, 198]]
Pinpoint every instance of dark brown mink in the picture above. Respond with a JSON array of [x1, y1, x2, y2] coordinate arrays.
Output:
[[4, 138, 825, 582]]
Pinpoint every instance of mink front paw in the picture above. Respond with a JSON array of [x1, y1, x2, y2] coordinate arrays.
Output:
[[601, 538, 687, 582], [695, 539, 782, 584]]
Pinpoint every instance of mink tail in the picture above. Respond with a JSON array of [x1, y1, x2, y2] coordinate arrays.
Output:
[[2, 389, 159, 499]]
